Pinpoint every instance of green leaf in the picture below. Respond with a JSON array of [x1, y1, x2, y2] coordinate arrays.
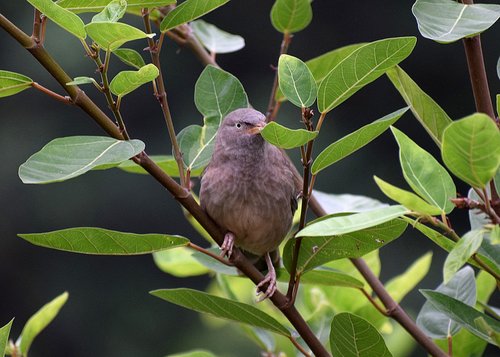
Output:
[[318, 37, 416, 114], [490, 224, 500, 245], [151, 288, 291, 336], [374, 176, 442, 215], [312, 190, 388, 214], [270, 0, 312, 34], [277, 268, 364, 289], [442, 113, 500, 189], [191, 20, 244, 54], [19, 136, 145, 184], [386, 66, 452, 146], [278, 54, 317, 108], [312, 108, 407, 174], [19, 227, 188, 255], [468, 188, 490, 230], [417, 266, 476, 339], [385, 252, 432, 303], [261, 122, 318, 149], [112, 48, 146, 69], [420, 289, 500, 345], [0, 70, 33, 98], [160, 0, 230, 32], [330, 312, 392, 357], [117, 155, 203, 177], [178, 66, 248, 170], [57, 0, 177, 12], [153, 247, 209, 277], [66, 76, 99, 87], [435, 329, 488, 357], [392, 126, 456, 213], [110, 64, 159, 97], [85, 22, 154, 51], [0, 319, 13, 357], [287, 218, 407, 273], [91, 0, 127, 22], [18, 292, 68, 355], [191, 249, 239, 276], [443, 230, 484, 284], [28, 0, 86, 39], [412, 0, 500, 44], [296, 205, 408, 237], [167, 351, 217, 357]]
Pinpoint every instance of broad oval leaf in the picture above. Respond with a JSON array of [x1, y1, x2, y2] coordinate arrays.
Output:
[[278, 54, 317, 108], [18, 227, 189, 255], [261, 122, 318, 149], [312, 190, 388, 214], [443, 230, 484, 284], [420, 290, 500, 346], [318, 37, 416, 114], [191, 20, 244, 54], [392, 126, 456, 213], [85, 22, 154, 51], [58, 0, 177, 12], [110, 64, 159, 97], [270, 0, 312, 34], [113, 48, 146, 69], [19, 136, 145, 184], [277, 268, 364, 289], [412, 0, 500, 44], [417, 266, 476, 339], [296, 205, 408, 238], [151, 288, 291, 336], [287, 218, 407, 273], [0, 70, 33, 98], [160, 0, 230, 32], [91, 0, 127, 22], [386, 66, 452, 146], [374, 176, 442, 215], [0, 319, 13, 357], [178, 66, 248, 170], [312, 108, 407, 174], [28, 0, 86, 39], [117, 155, 203, 177], [442, 113, 500, 189], [18, 292, 68, 355], [330, 312, 392, 357], [154, 247, 209, 277]]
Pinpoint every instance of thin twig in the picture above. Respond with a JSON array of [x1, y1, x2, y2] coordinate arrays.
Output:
[[187, 242, 233, 266], [31, 8, 42, 43], [166, 25, 219, 67], [31, 82, 72, 104], [359, 288, 388, 316]]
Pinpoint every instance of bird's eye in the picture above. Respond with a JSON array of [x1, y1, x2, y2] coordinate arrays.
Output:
[[236, 123, 242, 128]]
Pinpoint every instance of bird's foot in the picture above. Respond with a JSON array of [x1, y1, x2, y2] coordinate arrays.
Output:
[[220, 232, 235, 258], [256, 253, 277, 302]]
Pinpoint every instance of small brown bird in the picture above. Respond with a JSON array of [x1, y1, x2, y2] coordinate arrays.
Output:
[[200, 108, 299, 300]]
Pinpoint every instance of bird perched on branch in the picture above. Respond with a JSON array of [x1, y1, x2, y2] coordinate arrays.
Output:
[[200, 108, 299, 300]]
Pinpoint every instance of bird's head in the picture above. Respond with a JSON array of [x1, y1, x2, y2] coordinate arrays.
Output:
[[217, 108, 267, 149]]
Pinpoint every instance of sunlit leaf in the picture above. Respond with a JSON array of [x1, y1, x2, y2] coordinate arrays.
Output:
[[392, 126, 456, 213], [442, 113, 500, 189], [317, 37, 416, 114], [386, 66, 452, 146], [374, 176, 442, 215], [278, 54, 317, 108], [420, 290, 500, 346], [412, 0, 500, 43], [330, 312, 392, 357], [0, 319, 13, 357], [0, 70, 33, 98], [91, 0, 127, 22], [312, 190, 388, 214], [28, 0, 86, 39], [417, 266, 476, 339], [19, 136, 145, 184], [113, 48, 146, 69], [153, 247, 209, 277], [117, 155, 203, 177], [261, 122, 317, 149], [277, 268, 364, 289], [160, 0, 230, 32], [110, 64, 159, 97], [435, 329, 488, 357], [66, 76, 98, 86], [270, 0, 312, 34], [19, 227, 188, 255], [443, 230, 484, 284], [18, 292, 68, 355], [191, 249, 238, 276], [296, 205, 408, 237], [85, 22, 154, 51], [151, 289, 291, 336], [57, 0, 177, 12], [191, 20, 244, 54], [312, 108, 407, 174]]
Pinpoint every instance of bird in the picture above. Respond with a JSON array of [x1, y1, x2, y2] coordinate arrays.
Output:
[[199, 108, 299, 300]]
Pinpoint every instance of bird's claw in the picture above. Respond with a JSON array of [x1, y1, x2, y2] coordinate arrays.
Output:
[[256, 252, 277, 302], [220, 232, 235, 258]]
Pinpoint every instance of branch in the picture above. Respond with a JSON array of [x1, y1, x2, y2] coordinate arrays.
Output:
[[0, 14, 329, 357], [166, 25, 219, 67]]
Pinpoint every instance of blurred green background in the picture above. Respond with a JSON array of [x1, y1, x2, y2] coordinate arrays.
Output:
[[1, 1, 499, 356]]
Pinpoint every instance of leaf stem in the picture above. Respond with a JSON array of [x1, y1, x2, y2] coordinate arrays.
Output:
[[187, 242, 233, 266], [266, 32, 292, 122], [142, 9, 187, 188], [359, 288, 388, 316], [315, 112, 327, 132], [288, 336, 312, 357], [31, 82, 72, 104]]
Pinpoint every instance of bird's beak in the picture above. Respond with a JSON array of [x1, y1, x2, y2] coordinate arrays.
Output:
[[246, 122, 266, 135]]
